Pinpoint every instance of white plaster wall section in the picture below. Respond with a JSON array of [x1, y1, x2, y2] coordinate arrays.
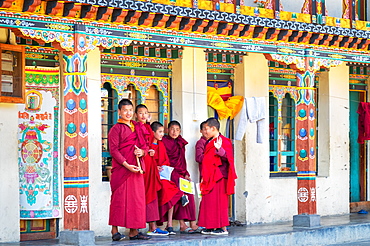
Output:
[[0, 104, 20, 242], [233, 60, 247, 223], [316, 64, 350, 216], [281, 0, 305, 13], [325, 0, 343, 18], [87, 48, 112, 236]]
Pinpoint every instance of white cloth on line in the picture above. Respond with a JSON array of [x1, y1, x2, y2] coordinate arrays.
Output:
[[235, 97, 266, 143]]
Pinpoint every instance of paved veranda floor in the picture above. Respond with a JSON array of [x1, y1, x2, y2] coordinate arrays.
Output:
[[3, 213, 370, 245]]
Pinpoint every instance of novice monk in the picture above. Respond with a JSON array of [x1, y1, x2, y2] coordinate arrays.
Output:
[[198, 117, 237, 235], [149, 121, 183, 235], [162, 120, 201, 234], [195, 121, 207, 182], [108, 99, 151, 241], [135, 105, 169, 236]]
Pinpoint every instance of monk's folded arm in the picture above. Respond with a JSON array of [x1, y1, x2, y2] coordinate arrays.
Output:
[[108, 126, 127, 165], [215, 147, 226, 157]]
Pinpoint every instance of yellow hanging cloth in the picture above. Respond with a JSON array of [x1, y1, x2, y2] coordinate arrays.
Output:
[[207, 91, 231, 120], [225, 95, 244, 120]]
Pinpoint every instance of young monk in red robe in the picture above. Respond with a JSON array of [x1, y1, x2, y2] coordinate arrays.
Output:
[[149, 121, 183, 235], [162, 120, 202, 234], [108, 99, 151, 241], [135, 105, 169, 236], [195, 121, 207, 182], [198, 117, 237, 235]]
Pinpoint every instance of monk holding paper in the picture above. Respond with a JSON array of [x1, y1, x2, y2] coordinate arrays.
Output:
[[162, 120, 202, 234]]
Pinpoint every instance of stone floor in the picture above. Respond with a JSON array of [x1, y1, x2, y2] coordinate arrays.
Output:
[[3, 213, 370, 246]]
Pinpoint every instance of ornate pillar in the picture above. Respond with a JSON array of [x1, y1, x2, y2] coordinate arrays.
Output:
[[294, 68, 319, 225], [301, 0, 326, 24], [60, 30, 94, 244]]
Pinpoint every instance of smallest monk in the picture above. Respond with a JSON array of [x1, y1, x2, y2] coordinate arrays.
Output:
[[198, 117, 237, 235], [135, 105, 169, 236], [195, 121, 207, 182]]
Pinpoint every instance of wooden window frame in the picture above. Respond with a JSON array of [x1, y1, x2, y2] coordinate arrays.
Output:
[[0, 43, 25, 103], [269, 91, 297, 178]]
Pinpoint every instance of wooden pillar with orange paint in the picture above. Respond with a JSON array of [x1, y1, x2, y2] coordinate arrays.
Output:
[[293, 67, 320, 227], [59, 30, 94, 244]]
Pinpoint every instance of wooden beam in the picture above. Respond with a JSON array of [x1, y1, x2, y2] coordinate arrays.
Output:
[[179, 18, 196, 31], [46, 0, 64, 16], [96, 7, 114, 21], [23, 0, 42, 12], [63, 3, 81, 18], [111, 9, 128, 23]]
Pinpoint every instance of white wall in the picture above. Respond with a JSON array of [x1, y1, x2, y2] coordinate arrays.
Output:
[[234, 53, 297, 224], [316, 63, 350, 216], [87, 48, 112, 236], [172, 47, 208, 213], [282, 0, 305, 13], [326, 0, 343, 18], [0, 104, 20, 242]]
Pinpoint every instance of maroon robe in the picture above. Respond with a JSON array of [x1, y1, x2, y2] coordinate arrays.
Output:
[[108, 121, 149, 229], [198, 134, 237, 229], [195, 136, 207, 181], [162, 135, 196, 221]]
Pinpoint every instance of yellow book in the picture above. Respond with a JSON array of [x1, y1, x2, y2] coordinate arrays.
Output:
[[179, 178, 195, 194]]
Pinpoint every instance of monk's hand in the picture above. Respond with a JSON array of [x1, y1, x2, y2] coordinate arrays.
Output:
[[149, 149, 155, 157], [214, 137, 222, 150], [134, 145, 144, 157], [157, 166, 164, 172], [184, 175, 192, 181], [128, 164, 141, 173]]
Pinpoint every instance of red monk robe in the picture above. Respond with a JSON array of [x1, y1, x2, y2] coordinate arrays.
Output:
[[142, 123, 161, 222], [198, 134, 237, 229], [151, 140, 183, 223], [162, 135, 196, 221], [108, 120, 149, 229]]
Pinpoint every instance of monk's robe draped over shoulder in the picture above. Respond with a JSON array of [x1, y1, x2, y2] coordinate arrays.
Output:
[[108, 120, 149, 192], [162, 135, 189, 186], [200, 134, 237, 195]]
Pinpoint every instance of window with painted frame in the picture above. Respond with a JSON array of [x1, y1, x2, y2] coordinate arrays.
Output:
[[268, 61, 298, 177], [269, 90, 296, 176], [101, 83, 164, 181]]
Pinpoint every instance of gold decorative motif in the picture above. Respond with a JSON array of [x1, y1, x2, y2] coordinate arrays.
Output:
[[127, 32, 150, 40], [278, 48, 296, 54], [328, 54, 346, 59], [211, 42, 233, 48], [25, 53, 46, 59], [45, 23, 73, 31], [279, 74, 296, 79], [118, 61, 146, 67], [207, 68, 224, 73]]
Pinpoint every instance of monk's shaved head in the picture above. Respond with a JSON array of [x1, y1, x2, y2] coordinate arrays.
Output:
[[118, 99, 133, 110], [168, 120, 181, 129], [205, 117, 220, 131]]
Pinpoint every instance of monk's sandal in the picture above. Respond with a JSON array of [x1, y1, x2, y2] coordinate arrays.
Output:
[[112, 232, 125, 241]]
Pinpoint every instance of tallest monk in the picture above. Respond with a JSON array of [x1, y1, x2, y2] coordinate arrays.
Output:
[[108, 99, 151, 241], [162, 120, 202, 233]]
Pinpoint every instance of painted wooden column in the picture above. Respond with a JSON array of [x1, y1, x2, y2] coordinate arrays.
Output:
[[301, 0, 326, 24], [294, 66, 319, 224], [61, 32, 90, 231]]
